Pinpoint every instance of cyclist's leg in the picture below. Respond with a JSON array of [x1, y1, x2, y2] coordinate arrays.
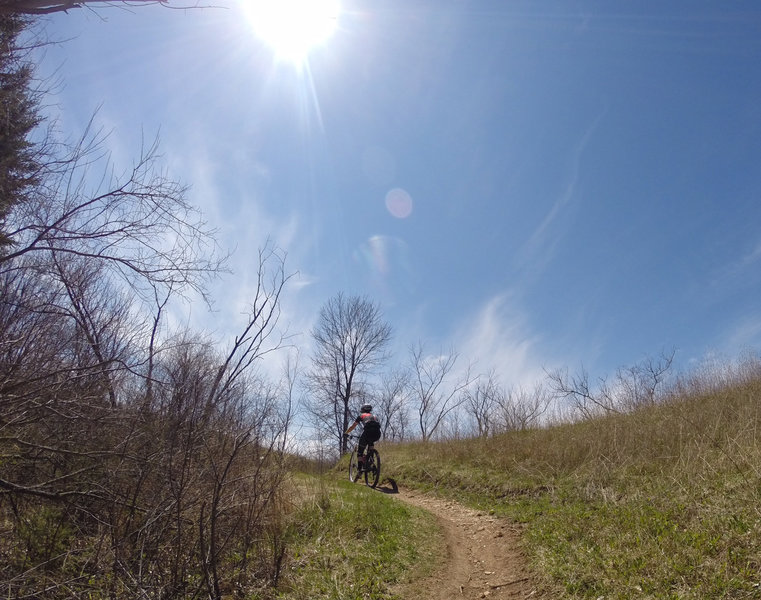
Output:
[[367, 429, 381, 454], [363, 429, 380, 470], [357, 431, 369, 467]]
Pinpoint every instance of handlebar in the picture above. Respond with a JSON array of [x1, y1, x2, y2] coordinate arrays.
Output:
[[344, 433, 361, 449]]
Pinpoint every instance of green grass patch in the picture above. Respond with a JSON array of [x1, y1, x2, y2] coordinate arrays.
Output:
[[274, 476, 442, 600]]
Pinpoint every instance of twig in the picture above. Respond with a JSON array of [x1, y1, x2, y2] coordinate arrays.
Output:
[[490, 577, 530, 589]]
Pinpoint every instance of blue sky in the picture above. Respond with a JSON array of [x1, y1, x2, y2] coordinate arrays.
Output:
[[35, 0, 761, 388]]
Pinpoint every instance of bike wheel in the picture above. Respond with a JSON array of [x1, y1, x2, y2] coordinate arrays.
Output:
[[364, 448, 381, 488], [349, 449, 360, 483]]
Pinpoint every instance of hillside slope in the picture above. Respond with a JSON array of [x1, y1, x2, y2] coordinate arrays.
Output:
[[380, 375, 761, 598]]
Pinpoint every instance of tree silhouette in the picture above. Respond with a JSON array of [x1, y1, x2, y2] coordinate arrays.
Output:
[[306, 293, 392, 453], [0, 0, 175, 16], [0, 14, 44, 249]]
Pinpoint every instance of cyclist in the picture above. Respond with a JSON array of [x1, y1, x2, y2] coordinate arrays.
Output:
[[345, 403, 381, 470]]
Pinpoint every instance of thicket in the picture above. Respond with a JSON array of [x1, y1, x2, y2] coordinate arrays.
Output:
[[0, 14, 295, 599]]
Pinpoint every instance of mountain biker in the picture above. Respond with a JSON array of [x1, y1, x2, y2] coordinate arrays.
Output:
[[345, 403, 381, 470]]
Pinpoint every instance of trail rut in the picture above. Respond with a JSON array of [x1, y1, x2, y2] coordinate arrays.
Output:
[[393, 487, 544, 599]]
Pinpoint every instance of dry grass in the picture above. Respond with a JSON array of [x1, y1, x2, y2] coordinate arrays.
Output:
[[381, 372, 761, 598]]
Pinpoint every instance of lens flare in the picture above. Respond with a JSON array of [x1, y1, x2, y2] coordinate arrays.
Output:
[[385, 187, 413, 219]]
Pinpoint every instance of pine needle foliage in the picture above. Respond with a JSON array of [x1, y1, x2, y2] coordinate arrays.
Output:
[[0, 13, 41, 249]]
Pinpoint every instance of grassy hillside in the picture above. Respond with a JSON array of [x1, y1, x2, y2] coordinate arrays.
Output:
[[381, 374, 761, 598]]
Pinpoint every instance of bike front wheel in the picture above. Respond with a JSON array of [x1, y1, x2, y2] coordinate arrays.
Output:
[[364, 448, 381, 488], [349, 449, 361, 483]]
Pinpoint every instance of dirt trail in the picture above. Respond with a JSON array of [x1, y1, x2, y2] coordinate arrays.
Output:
[[392, 487, 543, 599]]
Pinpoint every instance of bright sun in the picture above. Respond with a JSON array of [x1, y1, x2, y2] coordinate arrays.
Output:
[[242, 0, 341, 64]]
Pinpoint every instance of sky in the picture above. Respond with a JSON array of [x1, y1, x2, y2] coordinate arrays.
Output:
[[32, 0, 761, 390]]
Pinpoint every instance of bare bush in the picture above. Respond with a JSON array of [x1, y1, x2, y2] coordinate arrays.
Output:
[[614, 349, 674, 410], [496, 383, 552, 433], [547, 350, 675, 420], [668, 350, 761, 399], [1, 236, 294, 598], [546, 364, 619, 419], [375, 367, 412, 442]]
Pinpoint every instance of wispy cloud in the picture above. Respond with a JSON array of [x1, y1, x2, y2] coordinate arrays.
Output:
[[739, 239, 761, 269], [721, 312, 761, 354], [520, 105, 607, 273], [150, 121, 324, 362], [708, 236, 761, 294], [453, 292, 547, 388]]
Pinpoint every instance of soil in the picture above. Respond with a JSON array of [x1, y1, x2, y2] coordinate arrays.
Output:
[[391, 486, 545, 600]]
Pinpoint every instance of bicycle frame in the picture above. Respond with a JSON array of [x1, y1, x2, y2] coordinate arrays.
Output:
[[346, 434, 381, 488]]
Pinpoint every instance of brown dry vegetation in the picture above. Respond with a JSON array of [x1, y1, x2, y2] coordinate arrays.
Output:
[[0, 330, 295, 599]]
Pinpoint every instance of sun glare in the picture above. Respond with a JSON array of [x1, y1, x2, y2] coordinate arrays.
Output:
[[243, 0, 340, 64]]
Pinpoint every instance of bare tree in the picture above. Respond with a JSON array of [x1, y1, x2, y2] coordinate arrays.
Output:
[[0, 8, 302, 595], [546, 364, 620, 419], [205, 243, 290, 411], [276, 349, 299, 455], [306, 293, 392, 454], [2, 121, 227, 302], [409, 341, 475, 441], [0, 116, 227, 505], [375, 367, 411, 442], [48, 252, 137, 407]]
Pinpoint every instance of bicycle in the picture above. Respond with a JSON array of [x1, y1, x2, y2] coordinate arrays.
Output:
[[346, 434, 381, 488]]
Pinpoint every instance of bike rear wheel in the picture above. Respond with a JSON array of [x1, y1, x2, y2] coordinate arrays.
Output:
[[364, 448, 381, 488]]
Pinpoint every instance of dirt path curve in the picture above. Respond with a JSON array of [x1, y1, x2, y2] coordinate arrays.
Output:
[[392, 487, 543, 599]]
